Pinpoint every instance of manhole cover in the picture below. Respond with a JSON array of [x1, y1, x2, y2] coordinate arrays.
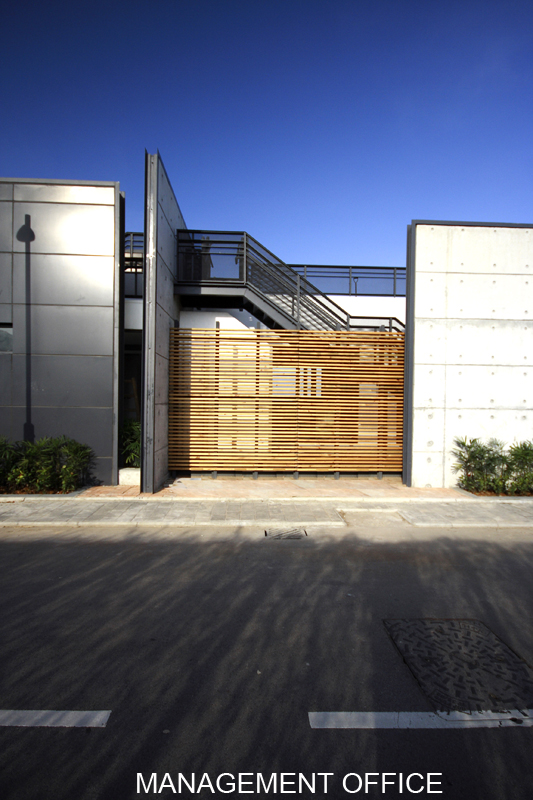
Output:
[[264, 528, 307, 539], [384, 618, 533, 712]]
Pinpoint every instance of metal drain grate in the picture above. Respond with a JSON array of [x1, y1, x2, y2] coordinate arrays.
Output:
[[264, 528, 308, 539], [384, 618, 533, 712]]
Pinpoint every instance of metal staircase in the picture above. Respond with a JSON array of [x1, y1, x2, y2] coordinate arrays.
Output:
[[125, 229, 404, 331], [176, 230, 353, 331]]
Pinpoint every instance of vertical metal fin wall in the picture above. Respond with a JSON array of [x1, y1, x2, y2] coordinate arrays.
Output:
[[169, 328, 404, 472], [142, 153, 187, 492]]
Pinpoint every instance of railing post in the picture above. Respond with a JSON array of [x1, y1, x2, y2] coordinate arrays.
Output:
[[243, 232, 247, 284], [349, 265, 352, 295], [393, 268, 397, 297], [296, 274, 301, 329], [304, 265, 307, 283]]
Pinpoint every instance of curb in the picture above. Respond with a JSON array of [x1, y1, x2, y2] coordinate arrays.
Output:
[[0, 518, 347, 529]]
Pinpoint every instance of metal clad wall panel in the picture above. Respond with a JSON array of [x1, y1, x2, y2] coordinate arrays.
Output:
[[13, 184, 115, 204], [0, 355, 12, 405], [0, 179, 121, 484], [12, 305, 114, 355], [0, 184, 13, 201], [12, 203, 114, 256], [0, 202, 13, 251], [0, 252, 12, 309], [169, 329, 404, 472], [12, 254, 114, 305], [11, 355, 113, 407]]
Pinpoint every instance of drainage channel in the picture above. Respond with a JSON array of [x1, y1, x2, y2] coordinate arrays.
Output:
[[265, 528, 308, 539]]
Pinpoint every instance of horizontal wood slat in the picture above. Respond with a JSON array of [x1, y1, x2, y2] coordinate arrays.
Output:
[[169, 329, 404, 472]]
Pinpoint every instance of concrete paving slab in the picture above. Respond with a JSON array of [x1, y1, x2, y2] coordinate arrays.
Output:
[[77, 476, 467, 502], [0, 491, 531, 530], [398, 502, 533, 528]]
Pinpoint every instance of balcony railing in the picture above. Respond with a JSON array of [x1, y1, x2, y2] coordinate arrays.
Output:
[[124, 231, 144, 298], [176, 231, 404, 331], [177, 230, 355, 331], [288, 264, 406, 297]]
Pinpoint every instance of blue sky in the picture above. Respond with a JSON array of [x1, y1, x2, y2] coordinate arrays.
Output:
[[2, 0, 532, 266]]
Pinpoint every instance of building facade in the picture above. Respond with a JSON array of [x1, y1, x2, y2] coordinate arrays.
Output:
[[1, 155, 531, 491], [0, 179, 123, 484]]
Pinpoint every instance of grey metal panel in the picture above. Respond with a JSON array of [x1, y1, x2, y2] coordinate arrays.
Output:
[[0, 252, 12, 305], [0, 183, 13, 201], [12, 254, 114, 306], [111, 186, 123, 486], [0, 403, 12, 438], [12, 304, 114, 355], [14, 184, 115, 205], [0, 354, 12, 405], [11, 355, 113, 407], [9, 406, 113, 456], [93, 457, 112, 485], [0, 306, 12, 324], [0, 202, 13, 252], [12, 203, 115, 256], [2, 180, 120, 487]]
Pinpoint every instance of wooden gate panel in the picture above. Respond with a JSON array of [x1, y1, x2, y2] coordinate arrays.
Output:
[[169, 329, 404, 472]]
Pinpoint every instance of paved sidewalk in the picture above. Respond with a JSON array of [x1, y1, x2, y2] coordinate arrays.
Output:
[[81, 475, 464, 502], [0, 496, 345, 527], [0, 478, 532, 529]]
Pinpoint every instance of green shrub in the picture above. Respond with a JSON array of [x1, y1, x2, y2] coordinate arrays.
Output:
[[0, 436, 94, 494], [120, 419, 141, 467], [0, 436, 18, 488], [451, 436, 533, 495], [507, 441, 533, 495]]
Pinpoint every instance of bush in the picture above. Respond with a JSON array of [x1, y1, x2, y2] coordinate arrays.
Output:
[[451, 436, 533, 495], [0, 436, 94, 494], [120, 419, 141, 467], [507, 441, 533, 495]]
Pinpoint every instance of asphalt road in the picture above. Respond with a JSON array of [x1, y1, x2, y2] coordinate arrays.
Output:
[[1, 524, 533, 799]]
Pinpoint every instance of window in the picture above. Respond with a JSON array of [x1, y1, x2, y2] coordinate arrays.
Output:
[[0, 325, 13, 353]]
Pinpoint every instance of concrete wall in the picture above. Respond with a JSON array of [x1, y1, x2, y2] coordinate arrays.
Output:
[[179, 309, 268, 330], [142, 154, 186, 492], [407, 221, 532, 488], [0, 178, 121, 484]]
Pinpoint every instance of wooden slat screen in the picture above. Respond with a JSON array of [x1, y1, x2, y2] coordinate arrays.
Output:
[[169, 328, 404, 472]]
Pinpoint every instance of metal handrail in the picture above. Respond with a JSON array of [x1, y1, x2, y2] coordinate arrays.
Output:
[[348, 316, 405, 332], [124, 232, 144, 257], [175, 230, 405, 332], [177, 230, 351, 331], [245, 235, 350, 330], [289, 264, 406, 297], [124, 231, 144, 298]]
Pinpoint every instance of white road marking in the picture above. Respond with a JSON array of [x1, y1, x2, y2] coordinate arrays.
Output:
[[0, 710, 111, 728], [309, 709, 533, 729]]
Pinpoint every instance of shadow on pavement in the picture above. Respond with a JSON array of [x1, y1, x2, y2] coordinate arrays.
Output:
[[0, 530, 532, 799]]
